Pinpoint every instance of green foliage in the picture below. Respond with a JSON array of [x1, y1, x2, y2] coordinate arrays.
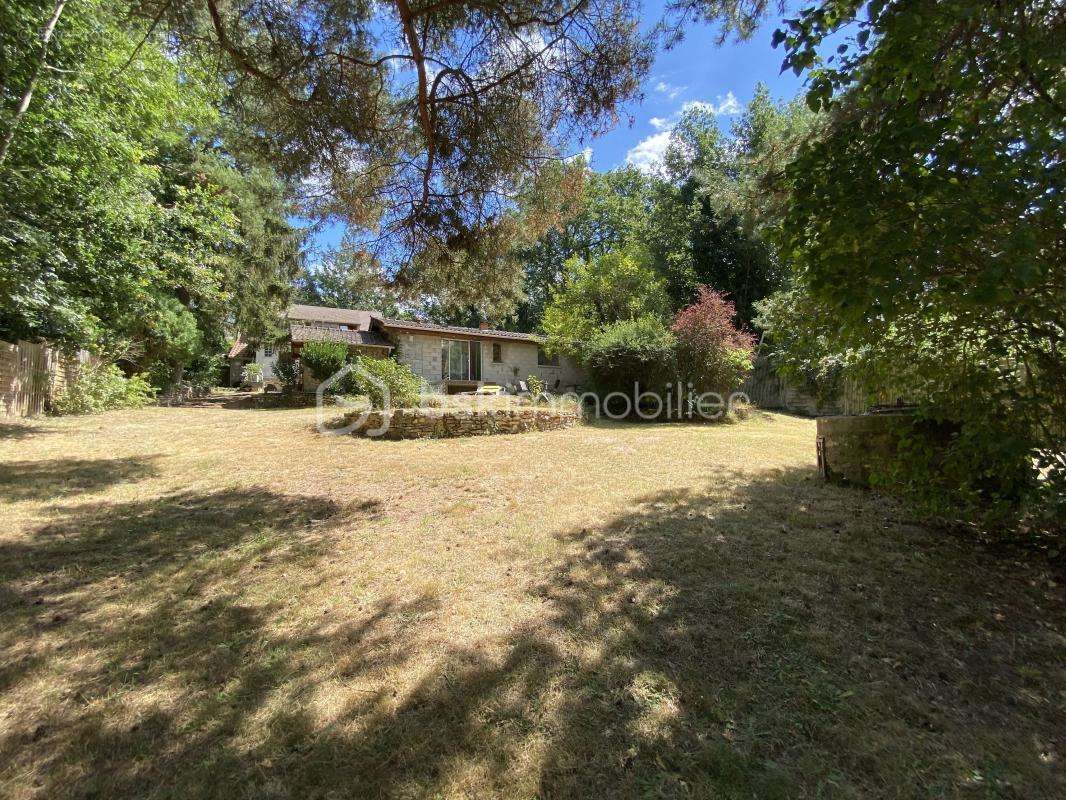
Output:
[[871, 411, 1041, 529], [0, 0, 210, 347], [125, 0, 650, 298], [753, 287, 854, 402], [52, 362, 156, 415], [513, 89, 812, 332], [347, 356, 423, 409], [299, 341, 348, 382], [582, 316, 676, 399], [184, 354, 225, 393], [542, 248, 670, 355], [754, 0, 1065, 523], [241, 363, 263, 387], [295, 243, 401, 317], [0, 1, 302, 381], [273, 351, 302, 393], [526, 375, 545, 397], [647, 85, 818, 322], [511, 166, 653, 330]]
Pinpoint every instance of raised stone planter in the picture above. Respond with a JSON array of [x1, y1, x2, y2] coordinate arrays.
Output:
[[342, 407, 578, 439]]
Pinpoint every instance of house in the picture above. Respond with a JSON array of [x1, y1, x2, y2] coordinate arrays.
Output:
[[228, 304, 585, 393]]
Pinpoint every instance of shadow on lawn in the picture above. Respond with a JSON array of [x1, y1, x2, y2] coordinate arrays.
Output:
[[0, 421, 57, 440], [0, 456, 161, 503], [2, 470, 1062, 798]]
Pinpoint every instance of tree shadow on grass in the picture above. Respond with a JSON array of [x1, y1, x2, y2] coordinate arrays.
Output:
[[2, 470, 1062, 799], [0, 421, 58, 441], [0, 456, 161, 503]]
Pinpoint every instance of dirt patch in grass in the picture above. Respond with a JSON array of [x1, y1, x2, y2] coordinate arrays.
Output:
[[0, 406, 1062, 799]]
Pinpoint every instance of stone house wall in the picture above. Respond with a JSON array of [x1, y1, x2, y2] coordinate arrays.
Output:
[[393, 332, 584, 390]]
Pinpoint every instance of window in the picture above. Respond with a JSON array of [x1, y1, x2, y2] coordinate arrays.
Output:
[[537, 347, 559, 367], [441, 339, 482, 380], [492, 343, 502, 363], [263, 344, 274, 357]]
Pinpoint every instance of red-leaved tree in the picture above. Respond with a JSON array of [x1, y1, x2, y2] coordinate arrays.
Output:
[[672, 286, 757, 398]]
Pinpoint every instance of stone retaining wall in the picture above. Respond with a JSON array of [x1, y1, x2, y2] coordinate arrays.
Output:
[[343, 407, 578, 439]]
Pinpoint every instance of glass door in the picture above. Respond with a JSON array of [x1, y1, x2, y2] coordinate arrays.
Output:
[[441, 339, 482, 381]]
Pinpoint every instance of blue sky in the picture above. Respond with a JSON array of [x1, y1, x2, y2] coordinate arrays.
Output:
[[309, 2, 812, 253], [583, 1, 811, 173]]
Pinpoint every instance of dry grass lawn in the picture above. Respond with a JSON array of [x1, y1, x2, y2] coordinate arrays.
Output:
[[0, 407, 1062, 799]]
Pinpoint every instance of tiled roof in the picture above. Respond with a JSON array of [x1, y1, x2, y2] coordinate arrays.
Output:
[[227, 339, 249, 359], [286, 304, 376, 330], [378, 318, 544, 343], [290, 324, 393, 348]]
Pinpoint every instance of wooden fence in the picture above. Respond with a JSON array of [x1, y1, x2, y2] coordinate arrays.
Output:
[[742, 355, 872, 417], [0, 339, 89, 417]]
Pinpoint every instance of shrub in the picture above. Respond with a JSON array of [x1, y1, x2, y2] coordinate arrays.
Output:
[[583, 315, 676, 402], [300, 340, 348, 382], [52, 362, 157, 415], [672, 286, 757, 402], [273, 350, 301, 393], [186, 354, 224, 393], [346, 356, 422, 409], [526, 374, 545, 397], [241, 362, 263, 386]]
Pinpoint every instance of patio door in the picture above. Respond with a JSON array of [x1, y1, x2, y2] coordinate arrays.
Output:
[[441, 339, 481, 381]]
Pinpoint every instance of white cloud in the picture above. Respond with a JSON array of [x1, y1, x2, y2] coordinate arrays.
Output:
[[653, 80, 685, 100], [680, 92, 741, 116], [565, 146, 594, 165], [624, 129, 673, 174], [680, 100, 715, 115], [714, 91, 741, 115], [625, 90, 742, 174]]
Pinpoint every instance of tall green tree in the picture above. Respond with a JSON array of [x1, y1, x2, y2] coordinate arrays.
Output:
[[542, 246, 670, 352], [642, 87, 817, 322], [295, 244, 403, 317], [0, 1, 303, 388], [0, 0, 214, 347], [127, 0, 653, 300], [720, 0, 1065, 518], [511, 164, 652, 330]]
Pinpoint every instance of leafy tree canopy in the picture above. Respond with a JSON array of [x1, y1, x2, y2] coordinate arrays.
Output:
[[735, 0, 1064, 518], [295, 244, 404, 319], [127, 0, 652, 299], [1, 0, 304, 388], [542, 247, 670, 352]]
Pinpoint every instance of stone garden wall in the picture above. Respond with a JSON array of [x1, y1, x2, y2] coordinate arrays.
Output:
[[343, 406, 578, 439]]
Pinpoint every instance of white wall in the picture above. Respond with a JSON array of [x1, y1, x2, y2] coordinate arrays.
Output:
[[254, 347, 279, 380]]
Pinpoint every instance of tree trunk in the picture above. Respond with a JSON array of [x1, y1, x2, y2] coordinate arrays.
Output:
[[0, 0, 68, 167]]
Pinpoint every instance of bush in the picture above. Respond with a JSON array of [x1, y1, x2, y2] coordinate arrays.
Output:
[[583, 315, 676, 401], [526, 374, 545, 397], [52, 362, 157, 415], [273, 350, 301, 393], [300, 340, 349, 382], [241, 362, 263, 387], [185, 354, 224, 393], [672, 286, 757, 401], [346, 356, 422, 409]]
